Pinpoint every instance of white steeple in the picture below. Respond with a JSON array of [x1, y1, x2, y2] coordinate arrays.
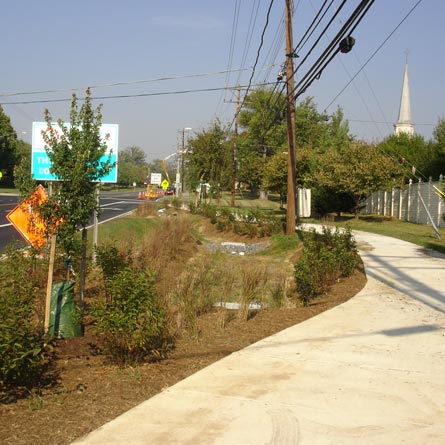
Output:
[[394, 62, 414, 136]]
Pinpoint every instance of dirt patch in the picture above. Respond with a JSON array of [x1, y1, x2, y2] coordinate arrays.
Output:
[[0, 216, 366, 445]]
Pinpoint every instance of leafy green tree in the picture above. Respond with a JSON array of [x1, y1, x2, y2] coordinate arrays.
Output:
[[239, 88, 287, 157], [14, 139, 36, 198], [118, 146, 148, 185], [147, 159, 163, 178], [40, 89, 114, 292], [313, 142, 404, 215], [429, 119, 445, 178], [237, 88, 287, 191], [186, 121, 230, 192], [377, 133, 434, 180], [262, 152, 287, 208], [121, 145, 146, 165], [295, 97, 330, 149], [0, 105, 19, 186]]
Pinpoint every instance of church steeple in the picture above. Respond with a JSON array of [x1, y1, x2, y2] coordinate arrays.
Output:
[[394, 61, 414, 136]]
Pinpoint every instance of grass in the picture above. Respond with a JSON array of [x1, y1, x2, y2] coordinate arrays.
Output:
[[302, 214, 445, 254], [96, 216, 161, 242], [0, 187, 18, 194], [264, 233, 302, 256]]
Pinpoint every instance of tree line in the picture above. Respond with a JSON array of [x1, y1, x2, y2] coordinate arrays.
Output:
[[1, 87, 445, 216]]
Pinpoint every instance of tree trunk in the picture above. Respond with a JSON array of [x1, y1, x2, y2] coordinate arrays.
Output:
[[79, 227, 87, 307], [259, 190, 269, 200]]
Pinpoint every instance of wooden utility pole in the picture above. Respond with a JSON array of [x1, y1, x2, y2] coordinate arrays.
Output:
[[285, 0, 297, 234], [230, 85, 241, 207]]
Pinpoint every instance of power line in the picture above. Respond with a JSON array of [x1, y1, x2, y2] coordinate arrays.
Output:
[[267, 0, 348, 113], [229, 0, 276, 130], [236, 0, 261, 86], [348, 119, 434, 126], [0, 67, 256, 98], [292, 0, 375, 100], [1, 82, 277, 106], [323, 0, 424, 112], [215, 0, 242, 117], [294, 0, 334, 54]]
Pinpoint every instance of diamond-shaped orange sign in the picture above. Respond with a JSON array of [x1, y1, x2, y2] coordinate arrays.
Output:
[[7, 185, 48, 250]]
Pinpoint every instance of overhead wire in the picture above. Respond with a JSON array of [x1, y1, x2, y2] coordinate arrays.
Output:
[[292, 0, 375, 101], [306, 0, 384, 138], [352, 49, 392, 134], [1, 82, 278, 106], [267, 0, 344, 112], [323, 0, 424, 112], [235, 0, 261, 86], [228, 0, 276, 130], [0, 67, 256, 98], [215, 0, 242, 117], [294, 0, 334, 54]]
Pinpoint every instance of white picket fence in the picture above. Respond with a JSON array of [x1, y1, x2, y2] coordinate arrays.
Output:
[[363, 177, 445, 228]]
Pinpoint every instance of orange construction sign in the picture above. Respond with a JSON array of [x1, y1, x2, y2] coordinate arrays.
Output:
[[7, 185, 48, 250]]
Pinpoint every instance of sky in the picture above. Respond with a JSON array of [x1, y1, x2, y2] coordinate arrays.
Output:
[[1, 0, 443, 163]]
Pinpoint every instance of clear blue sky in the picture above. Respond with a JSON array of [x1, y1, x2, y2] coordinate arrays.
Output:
[[1, 0, 443, 162]]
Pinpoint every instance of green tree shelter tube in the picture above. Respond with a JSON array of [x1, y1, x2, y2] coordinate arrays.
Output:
[[49, 281, 83, 338]]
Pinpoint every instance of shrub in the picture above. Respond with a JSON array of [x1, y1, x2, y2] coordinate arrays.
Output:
[[95, 243, 129, 281], [0, 246, 52, 388], [294, 227, 359, 306], [216, 219, 226, 232], [91, 266, 169, 366], [188, 201, 198, 214]]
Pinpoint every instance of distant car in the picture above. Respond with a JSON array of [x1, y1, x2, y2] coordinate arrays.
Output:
[[165, 186, 175, 196]]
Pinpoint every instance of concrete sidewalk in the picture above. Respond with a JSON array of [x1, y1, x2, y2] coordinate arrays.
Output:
[[73, 230, 445, 444]]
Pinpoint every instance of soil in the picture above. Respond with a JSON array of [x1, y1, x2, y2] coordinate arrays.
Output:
[[0, 215, 366, 445]]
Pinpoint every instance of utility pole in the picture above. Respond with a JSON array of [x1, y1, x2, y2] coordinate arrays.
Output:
[[180, 127, 192, 194], [285, 0, 297, 234], [226, 85, 241, 207], [181, 129, 186, 194]]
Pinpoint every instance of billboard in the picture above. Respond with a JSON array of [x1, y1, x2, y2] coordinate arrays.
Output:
[[31, 122, 118, 183]]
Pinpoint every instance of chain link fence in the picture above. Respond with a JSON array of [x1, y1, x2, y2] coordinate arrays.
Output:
[[363, 176, 445, 228]]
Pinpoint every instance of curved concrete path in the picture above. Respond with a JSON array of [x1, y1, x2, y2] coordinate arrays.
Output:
[[73, 229, 445, 445]]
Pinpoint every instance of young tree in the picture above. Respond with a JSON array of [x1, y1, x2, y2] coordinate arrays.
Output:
[[40, 89, 114, 297]]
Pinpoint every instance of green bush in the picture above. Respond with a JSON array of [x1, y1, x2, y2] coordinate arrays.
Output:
[[193, 204, 284, 238], [0, 246, 52, 388], [216, 219, 226, 232], [294, 227, 359, 306], [95, 243, 129, 281], [91, 266, 169, 366], [188, 201, 198, 214]]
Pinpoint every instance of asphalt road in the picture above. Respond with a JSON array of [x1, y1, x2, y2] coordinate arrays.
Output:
[[0, 189, 143, 252]]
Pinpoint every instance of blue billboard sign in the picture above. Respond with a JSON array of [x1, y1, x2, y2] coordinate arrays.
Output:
[[31, 122, 118, 183]]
